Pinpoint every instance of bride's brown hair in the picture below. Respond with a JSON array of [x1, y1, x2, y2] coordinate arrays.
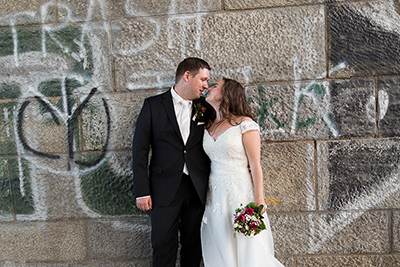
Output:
[[219, 78, 253, 125]]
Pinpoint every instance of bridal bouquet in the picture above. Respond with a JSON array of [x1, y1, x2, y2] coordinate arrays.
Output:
[[233, 202, 266, 238]]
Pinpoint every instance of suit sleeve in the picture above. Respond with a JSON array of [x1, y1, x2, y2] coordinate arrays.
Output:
[[132, 99, 152, 198]]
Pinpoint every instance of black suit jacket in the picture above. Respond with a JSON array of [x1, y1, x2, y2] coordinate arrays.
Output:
[[132, 89, 213, 206]]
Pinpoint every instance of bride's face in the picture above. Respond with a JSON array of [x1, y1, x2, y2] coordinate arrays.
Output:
[[206, 79, 224, 104]]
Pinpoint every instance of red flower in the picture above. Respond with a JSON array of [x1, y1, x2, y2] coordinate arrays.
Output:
[[245, 208, 254, 215], [192, 103, 207, 121], [233, 202, 267, 238]]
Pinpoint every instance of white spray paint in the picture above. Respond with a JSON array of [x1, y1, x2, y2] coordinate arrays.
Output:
[[291, 60, 347, 137], [0, 1, 114, 220]]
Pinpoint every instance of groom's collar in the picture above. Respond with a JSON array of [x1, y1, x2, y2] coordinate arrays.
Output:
[[171, 86, 192, 106]]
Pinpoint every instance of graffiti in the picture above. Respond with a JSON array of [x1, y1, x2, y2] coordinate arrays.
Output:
[[0, 1, 125, 220], [16, 85, 111, 170], [0, 0, 220, 220], [127, 65, 253, 91], [330, 2, 400, 77], [305, 2, 400, 253], [127, 70, 174, 90], [308, 138, 400, 253], [249, 58, 396, 255], [250, 86, 284, 131], [250, 63, 347, 137], [124, 0, 204, 57], [1, 1, 109, 70], [122, 0, 218, 91]]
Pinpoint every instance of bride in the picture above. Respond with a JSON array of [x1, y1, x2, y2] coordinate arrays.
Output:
[[201, 78, 284, 267]]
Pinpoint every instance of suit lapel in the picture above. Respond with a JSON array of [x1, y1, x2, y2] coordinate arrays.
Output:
[[186, 99, 201, 147], [162, 90, 183, 142]]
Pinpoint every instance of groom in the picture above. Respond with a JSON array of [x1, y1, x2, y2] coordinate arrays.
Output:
[[132, 57, 214, 267]]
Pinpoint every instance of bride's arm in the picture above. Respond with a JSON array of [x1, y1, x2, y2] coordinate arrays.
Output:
[[243, 129, 267, 214]]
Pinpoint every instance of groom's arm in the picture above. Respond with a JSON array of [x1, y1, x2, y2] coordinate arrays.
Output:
[[132, 99, 152, 208]]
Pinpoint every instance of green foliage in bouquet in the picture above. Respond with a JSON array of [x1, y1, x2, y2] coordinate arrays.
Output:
[[233, 202, 266, 238]]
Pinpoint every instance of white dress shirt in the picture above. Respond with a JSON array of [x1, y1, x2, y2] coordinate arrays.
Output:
[[171, 87, 192, 174]]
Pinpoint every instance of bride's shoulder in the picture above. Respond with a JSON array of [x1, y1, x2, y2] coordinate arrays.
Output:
[[237, 117, 259, 133], [238, 116, 253, 123]]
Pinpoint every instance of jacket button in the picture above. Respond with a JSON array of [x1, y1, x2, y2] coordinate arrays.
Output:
[[183, 150, 187, 154]]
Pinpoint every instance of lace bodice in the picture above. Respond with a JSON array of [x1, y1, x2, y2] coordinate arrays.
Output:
[[203, 120, 260, 212], [204, 120, 259, 174]]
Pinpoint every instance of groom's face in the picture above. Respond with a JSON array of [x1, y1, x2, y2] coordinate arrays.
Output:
[[186, 68, 210, 100]]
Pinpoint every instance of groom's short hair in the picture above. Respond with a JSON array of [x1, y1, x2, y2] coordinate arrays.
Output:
[[175, 57, 211, 83]]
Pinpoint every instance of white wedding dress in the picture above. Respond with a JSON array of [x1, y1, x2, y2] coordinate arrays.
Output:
[[201, 120, 284, 267]]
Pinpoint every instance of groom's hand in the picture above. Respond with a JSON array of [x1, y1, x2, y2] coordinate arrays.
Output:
[[136, 196, 152, 211]]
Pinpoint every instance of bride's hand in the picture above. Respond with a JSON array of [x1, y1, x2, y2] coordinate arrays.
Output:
[[256, 199, 267, 214]]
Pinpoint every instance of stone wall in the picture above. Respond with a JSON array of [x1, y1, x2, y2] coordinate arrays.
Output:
[[0, 0, 399, 266]]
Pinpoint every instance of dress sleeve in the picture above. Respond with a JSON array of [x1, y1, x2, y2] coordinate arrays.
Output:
[[240, 120, 260, 134]]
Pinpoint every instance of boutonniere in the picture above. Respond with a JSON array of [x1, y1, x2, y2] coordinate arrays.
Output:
[[192, 103, 207, 121]]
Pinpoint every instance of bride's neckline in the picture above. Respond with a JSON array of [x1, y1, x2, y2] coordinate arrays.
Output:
[[207, 116, 248, 142], [206, 125, 239, 142]]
